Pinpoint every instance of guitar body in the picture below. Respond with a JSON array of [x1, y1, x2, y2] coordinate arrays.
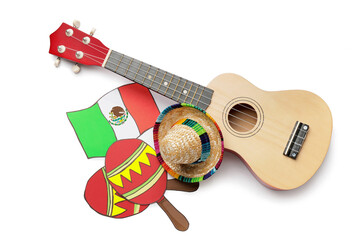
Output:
[[206, 73, 332, 190]]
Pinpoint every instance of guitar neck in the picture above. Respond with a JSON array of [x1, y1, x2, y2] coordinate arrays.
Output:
[[103, 50, 213, 110]]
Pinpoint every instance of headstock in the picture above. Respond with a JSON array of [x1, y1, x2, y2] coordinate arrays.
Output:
[[49, 20, 110, 73]]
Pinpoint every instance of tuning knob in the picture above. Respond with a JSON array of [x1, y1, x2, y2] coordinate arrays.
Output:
[[90, 28, 96, 36], [54, 57, 61, 67], [73, 20, 80, 29], [72, 63, 81, 74]]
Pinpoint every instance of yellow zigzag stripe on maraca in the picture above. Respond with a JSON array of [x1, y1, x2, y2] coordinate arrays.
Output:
[[107, 143, 154, 188], [101, 168, 127, 217]]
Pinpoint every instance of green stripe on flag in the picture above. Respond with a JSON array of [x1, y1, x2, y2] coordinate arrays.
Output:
[[67, 103, 117, 158]]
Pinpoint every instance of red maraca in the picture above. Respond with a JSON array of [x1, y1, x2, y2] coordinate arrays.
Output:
[[105, 139, 189, 231], [84, 168, 198, 219]]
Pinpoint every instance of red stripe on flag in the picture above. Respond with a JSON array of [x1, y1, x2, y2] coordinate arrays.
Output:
[[119, 84, 160, 134]]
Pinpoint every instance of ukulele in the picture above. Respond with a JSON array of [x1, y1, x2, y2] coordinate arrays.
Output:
[[49, 21, 333, 190]]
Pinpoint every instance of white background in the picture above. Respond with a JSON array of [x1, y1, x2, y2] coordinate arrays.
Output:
[[1, 0, 359, 239]]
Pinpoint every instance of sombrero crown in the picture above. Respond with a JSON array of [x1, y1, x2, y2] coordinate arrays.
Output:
[[154, 103, 224, 182]]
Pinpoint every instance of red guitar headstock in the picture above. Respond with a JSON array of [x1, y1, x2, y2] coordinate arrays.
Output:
[[49, 21, 110, 71]]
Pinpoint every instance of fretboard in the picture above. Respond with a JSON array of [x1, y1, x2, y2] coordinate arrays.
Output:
[[103, 50, 213, 110]]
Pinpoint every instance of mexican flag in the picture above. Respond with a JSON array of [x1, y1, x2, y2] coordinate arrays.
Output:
[[67, 83, 176, 158]]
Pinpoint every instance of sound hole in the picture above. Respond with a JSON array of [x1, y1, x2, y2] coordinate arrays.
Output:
[[228, 103, 258, 132]]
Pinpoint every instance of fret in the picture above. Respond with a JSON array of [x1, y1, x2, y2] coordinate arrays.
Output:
[[177, 79, 188, 102], [171, 76, 181, 99], [115, 54, 125, 72], [166, 74, 176, 98], [195, 86, 205, 106], [141, 64, 151, 86], [157, 71, 167, 94], [184, 81, 194, 103], [190, 84, 200, 105], [116, 54, 132, 76], [193, 85, 205, 107], [107, 51, 122, 71], [133, 61, 143, 82], [134, 62, 144, 83], [159, 73, 169, 96], [163, 74, 174, 98], [144, 67, 158, 88], [178, 80, 193, 103], [127, 59, 140, 81], [198, 88, 214, 110], [150, 69, 163, 91], [149, 68, 159, 88], [153, 70, 165, 93], [170, 77, 181, 100], [124, 58, 134, 77]]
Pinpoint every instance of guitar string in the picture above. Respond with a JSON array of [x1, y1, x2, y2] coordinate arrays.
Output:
[[76, 40, 257, 115], [108, 54, 256, 111], [103, 55, 310, 148], [65, 46, 104, 65], [105, 57, 259, 124], [89, 42, 109, 51], [84, 41, 257, 113], [70, 43, 304, 146], [70, 35, 108, 55], [63, 44, 255, 131], [104, 57, 259, 131], [102, 60, 255, 130], [103, 54, 309, 147], [64, 42, 239, 119], [105, 55, 261, 122], [104, 55, 287, 135], [103, 54, 309, 143], [104, 55, 227, 107]]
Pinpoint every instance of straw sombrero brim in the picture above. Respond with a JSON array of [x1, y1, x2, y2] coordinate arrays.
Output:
[[153, 103, 224, 182]]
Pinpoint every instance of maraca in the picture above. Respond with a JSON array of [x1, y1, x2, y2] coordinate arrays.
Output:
[[105, 139, 189, 231]]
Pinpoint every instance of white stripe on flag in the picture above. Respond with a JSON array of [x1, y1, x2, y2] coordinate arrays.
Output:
[[98, 88, 140, 140]]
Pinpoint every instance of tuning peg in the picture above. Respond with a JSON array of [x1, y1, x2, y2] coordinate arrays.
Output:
[[73, 20, 80, 29], [54, 57, 61, 67], [90, 28, 96, 36], [72, 63, 81, 74]]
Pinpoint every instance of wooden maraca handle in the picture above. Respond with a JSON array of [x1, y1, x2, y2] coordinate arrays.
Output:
[[157, 197, 189, 231], [166, 179, 199, 192]]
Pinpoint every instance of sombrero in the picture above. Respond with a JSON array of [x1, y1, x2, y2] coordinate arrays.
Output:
[[153, 103, 224, 182]]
